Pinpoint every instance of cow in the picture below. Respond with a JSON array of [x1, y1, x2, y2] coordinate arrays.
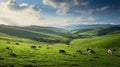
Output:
[[6, 47, 10, 50], [6, 41, 11, 44], [9, 53, 17, 57], [38, 46, 42, 48], [59, 50, 66, 54], [6, 47, 12, 50], [31, 45, 36, 49], [87, 48, 96, 54], [76, 49, 82, 54], [107, 49, 112, 55], [16, 42, 19, 45]]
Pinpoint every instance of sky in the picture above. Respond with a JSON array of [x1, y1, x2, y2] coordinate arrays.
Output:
[[0, 0, 120, 27]]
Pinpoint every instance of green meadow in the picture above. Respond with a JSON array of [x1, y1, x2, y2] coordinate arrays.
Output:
[[0, 25, 120, 67]]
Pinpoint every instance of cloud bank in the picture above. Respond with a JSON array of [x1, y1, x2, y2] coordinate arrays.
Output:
[[0, 0, 117, 26], [0, 0, 68, 26], [43, 0, 89, 15]]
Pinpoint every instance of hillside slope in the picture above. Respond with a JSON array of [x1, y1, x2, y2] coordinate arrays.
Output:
[[71, 25, 120, 36], [0, 33, 120, 67], [0, 25, 69, 43], [23, 25, 68, 36], [70, 33, 120, 48], [64, 24, 112, 30], [0, 32, 38, 44]]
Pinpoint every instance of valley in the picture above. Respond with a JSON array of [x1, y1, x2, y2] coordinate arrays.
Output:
[[0, 24, 120, 67]]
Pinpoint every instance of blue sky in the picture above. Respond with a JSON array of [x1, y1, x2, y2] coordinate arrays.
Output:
[[0, 0, 120, 26]]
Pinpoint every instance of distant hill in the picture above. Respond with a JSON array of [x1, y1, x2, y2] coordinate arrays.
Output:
[[71, 25, 120, 36], [22, 25, 71, 37], [24, 25, 67, 34], [0, 24, 120, 44], [64, 24, 113, 30], [0, 25, 69, 43]]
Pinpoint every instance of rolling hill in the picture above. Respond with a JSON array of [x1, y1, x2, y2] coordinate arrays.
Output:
[[0, 24, 120, 67], [0, 25, 120, 67], [64, 24, 113, 30], [70, 32, 120, 48], [0, 24, 120, 44], [23, 25, 68, 35], [0, 25, 69, 43], [0, 32, 120, 67], [71, 25, 120, 36]]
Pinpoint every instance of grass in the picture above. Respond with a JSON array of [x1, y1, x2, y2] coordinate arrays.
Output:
[[0, 25, 69, 43], [0, 33, 120, 67], [71, 25, 120, 36], [70, 33, 120, 48]]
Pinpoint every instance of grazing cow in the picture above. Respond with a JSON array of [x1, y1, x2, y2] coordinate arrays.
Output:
[[38, 46, 42, 48], [59, 50, 66, 54], [0, 57, 4, 60], [107, 49, 112, 55], [76, 49, 82, 54], [87, 48, 95, 54], [6, 47, 12, 50], [6, 41, 11, 44], [87, 47, 92, 51], [16, 42, 19, 45], [6, 47, 10, 50], [9, 53, 17, 57], [31, 45, 36, 49]]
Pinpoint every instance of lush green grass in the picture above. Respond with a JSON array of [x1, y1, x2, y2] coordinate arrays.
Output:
[[70, 33, 120, 48], [0, 33, 120, 67]]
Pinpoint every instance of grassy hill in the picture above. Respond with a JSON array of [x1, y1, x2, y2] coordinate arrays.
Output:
[[22, 25, 77, 40], [0, 25, 70, 43], [0, 24, 120, 67], [22, 25, 68, 36], [70, 32, 120, 48], [0, 30, 120, 67], [64, 24, 112, 30], [71, 25, 120, 36]]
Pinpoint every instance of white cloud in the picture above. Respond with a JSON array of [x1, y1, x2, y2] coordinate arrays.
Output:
[[43, 0, 89, 15], [45, 0, 110, 16], [56, 4, 69, 15], [0, 0, 111, 26], [81, 0, 89, 5], [0, 0, 42, 26], [0, 0, 71, 26], [0, 0, 41, 14], [96, 6, 110, 12], [43, 0, 72, 15]]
